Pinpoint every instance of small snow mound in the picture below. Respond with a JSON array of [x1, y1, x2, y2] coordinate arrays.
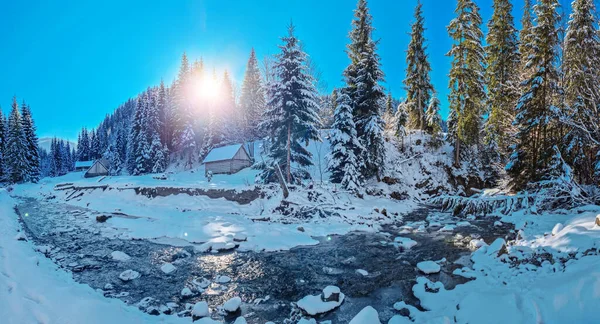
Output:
[[223, 296, 242, 312], [216, 275, 231, 283], [552, 223, 564, 236], [469, 239, 487, 250], [160, 263, 176, 274], [297, 286, 345, 316], [110, 251, 131, 262], [193, 277, 211, 289], [439, 225, 456, 232], [192, 301, 209, 318], [494, 221, 503, 227], [349, 306, 381, 324], [394, 237, 418, 250], [233, 233, 247, 242], [14, 232, 26, 241], [417, 261, 441, 274], [119, 269, 140, 281], [356, 269, 369, 276], [181, 287, 193, 297]]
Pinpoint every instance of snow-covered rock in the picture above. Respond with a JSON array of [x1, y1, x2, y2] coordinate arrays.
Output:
[[417, 261, 441, 274], [469, 239, 487, 250], [14, 232, 26, 241], [297, 319, 317, 324], [349, 306, 381, 324], [428, 221, 442, 229], [297, 286, 345, 315], [487, 238, 507, 257], [494, 221, 503, 227], [456, 221, 470, 227], [193, 277, 211, 289], [110, 251, 131, 262], [192, 301, 210, 319], [223, 297, 242, 312], [212, 242, 236, 252], [439, 225, 455, 232], [216, 275, 231, 283], [596, 215, 600, 227], [160, 263, 176, 274], [356, 269, 369, 276], [322, 286, 341, 302], [181, 287, 194, 298], [552, 223, 564, 236], [118, 269, 140, 281], [394, 237, 417, 250]]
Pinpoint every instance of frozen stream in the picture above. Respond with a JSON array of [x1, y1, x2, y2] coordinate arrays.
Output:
[[15, 196, 513, 323]]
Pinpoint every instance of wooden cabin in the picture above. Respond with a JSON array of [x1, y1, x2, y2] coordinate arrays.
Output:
[[202, 144, 252, 176], [74, 160, 94, 172], [84, 158, 109, 178]]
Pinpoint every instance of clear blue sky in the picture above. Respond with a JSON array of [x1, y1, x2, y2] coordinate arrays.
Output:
[[1, 0, 564, 141]]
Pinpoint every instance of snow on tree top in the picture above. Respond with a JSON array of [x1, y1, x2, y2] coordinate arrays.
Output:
[[202, 144, 247, 163]]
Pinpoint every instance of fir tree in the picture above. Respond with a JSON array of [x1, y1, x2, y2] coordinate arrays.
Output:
[[383, 92, 396, 135], [519, 0, 535, 80], [240, 48, 266, 140], [404, 0, 434, 131], [259, 23, 322, 183], [127, 94, 145, 174], [395, 101, 409, 151], [20, 102, 40, 182], [5, 97, 27, 183], [425, 94, 443, 148], [447, 0, 487, 166], [507, 0, 562, 189], [562, 0, 600, 183], [344, 0, 386, 180], [485, 0, 520, 160], [327, 90, 363, 193], [0, 107, 6, 180]]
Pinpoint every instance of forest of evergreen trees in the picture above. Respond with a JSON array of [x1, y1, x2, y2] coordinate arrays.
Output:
[[34, 0, 600, 200]]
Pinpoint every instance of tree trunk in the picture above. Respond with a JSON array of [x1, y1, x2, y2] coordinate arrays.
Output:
[[454, 138, 460, 167], [286, 122, 291, 183]]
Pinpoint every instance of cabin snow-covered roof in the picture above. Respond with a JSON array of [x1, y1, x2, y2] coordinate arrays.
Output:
[[75, 161, 94, 168], [203, 144, 248, 163]]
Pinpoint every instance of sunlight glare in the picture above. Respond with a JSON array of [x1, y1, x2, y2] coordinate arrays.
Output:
[[196, 75, 221, 102]]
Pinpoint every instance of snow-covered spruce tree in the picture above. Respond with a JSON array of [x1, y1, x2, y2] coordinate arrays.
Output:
[[507, 0, 562, 190], [77, 128, 90, 161], [519, 0, 535, 80], [172, 53, 196, 156], [395, 100, 409, 151], [144, 88, 167, 173], [447, 0, 487, 166], [258, 23, 321, 183], [157, 79, 169, 151], [404, 0, 434, 131], [425, 94, 443, 149], [344, 0, 386, 180], [484, 0, 520, 161], [5, 97, 27, 183], [20, 102, 40, 182], [221, 70, 239, 142], [90, 129, 100, 160], [240, 48, 266, 140], [0, 106, 7, 180], [382, 92, 396, 135], [327, 90, 363, 192], [127, 94, 145, 174], [562, 0, 600, 184]]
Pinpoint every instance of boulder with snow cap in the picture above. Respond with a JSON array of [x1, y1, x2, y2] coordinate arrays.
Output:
[[596, 215, 600, 227], [297, 286, 345, 315], [119, 269, 140, 281], [223, 296, 242, 313], [417, 261, 441, 274], [487, 238, 507, 257], [349, 306, 381, 324], [322, 285, 341, 302], [192, 301, 209, 320]]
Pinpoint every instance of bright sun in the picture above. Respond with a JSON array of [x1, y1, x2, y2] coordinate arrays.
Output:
[[196, 76, 220, 101]]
